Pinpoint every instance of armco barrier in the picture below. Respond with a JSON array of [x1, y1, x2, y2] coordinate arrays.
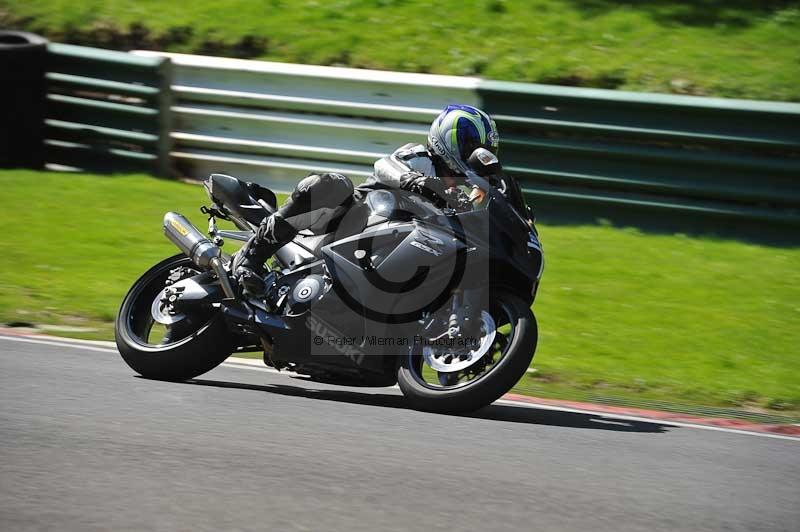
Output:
[[133, 51, 477, 185], [134, 50, 800, 230], [45, 43, 172, 175], [37, 44, 800, 230], [478, 81, 800, 227]]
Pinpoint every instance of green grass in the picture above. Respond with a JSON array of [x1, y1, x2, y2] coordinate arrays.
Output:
[[0, 171, 213, 339], [1, 169, 798, 413], [2, 0, 800, 101], [517, 224, 800, 413]]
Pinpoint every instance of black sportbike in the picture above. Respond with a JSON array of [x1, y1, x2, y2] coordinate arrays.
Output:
[[115, 149, 544, 413]]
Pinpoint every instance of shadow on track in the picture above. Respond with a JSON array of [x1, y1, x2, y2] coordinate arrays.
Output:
[[184, 378, 669, 434]]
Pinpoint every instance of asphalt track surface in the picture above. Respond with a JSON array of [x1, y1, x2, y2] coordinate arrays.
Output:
[[1, 335, 798, 532]]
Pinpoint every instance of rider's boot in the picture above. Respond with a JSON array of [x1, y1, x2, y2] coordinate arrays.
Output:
[[232, 237, 274, 297], [232, 214, 297, 297]]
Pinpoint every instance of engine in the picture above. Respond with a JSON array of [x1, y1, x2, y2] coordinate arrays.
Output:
[[273, 272, 327, 316]]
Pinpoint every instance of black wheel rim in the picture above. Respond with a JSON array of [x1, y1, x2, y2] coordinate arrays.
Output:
[[124, 259, 214, 349]]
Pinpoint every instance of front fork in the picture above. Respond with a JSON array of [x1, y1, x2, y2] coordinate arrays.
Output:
[[449, 289, 484, 340], [420, 288, 484, 344]]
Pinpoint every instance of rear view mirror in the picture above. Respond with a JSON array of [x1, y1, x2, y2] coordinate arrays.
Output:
[[467, 147, 502, 176]]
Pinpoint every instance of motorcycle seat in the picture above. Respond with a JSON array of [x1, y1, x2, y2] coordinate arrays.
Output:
[[206, 174, 277, 226]]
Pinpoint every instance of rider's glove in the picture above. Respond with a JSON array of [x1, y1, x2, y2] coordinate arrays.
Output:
[[444, 187, 473, 212], [400, 172, 448, 209]]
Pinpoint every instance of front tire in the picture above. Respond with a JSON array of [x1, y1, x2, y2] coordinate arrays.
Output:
[[115, 254, 233, 381], [397, 291, 537, 414]]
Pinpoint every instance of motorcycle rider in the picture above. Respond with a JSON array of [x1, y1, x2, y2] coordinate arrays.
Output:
[[232, 104, 501, 295]]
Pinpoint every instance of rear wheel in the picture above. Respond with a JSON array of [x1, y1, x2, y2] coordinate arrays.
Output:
[[115, 254, 233, 381], [397, 291, 537, 414]]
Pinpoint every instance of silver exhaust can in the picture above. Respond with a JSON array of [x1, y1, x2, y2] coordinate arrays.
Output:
[[163, 212, 236, 298], [163, 212, 221, 268]]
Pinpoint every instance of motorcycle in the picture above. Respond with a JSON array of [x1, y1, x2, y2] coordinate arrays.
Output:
[[115, 148, 544, 413]]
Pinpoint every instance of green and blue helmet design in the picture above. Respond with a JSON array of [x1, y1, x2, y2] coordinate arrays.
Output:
[[428, 104, 500, 174]]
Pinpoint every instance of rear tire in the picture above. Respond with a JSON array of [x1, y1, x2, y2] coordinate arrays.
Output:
[[397, 291, 537, 414], [115, 255, 233, 381]]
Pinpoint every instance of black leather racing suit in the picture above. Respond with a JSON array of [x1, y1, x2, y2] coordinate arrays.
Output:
[[354, 142, 454, 205], [234, 143, 454, 292]]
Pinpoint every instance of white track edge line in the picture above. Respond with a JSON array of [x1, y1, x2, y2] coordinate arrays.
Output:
[[0, 334, 118, 353], [1, 334, 796, 441]]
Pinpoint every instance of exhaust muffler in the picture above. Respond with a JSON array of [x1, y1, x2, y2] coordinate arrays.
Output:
[[163, 212, 236, 298]]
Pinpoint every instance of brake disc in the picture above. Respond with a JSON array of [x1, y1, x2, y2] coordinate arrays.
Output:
[[150, 285, 187, 325], [422, 311, 496, 373], [150, 267, 195, 325]]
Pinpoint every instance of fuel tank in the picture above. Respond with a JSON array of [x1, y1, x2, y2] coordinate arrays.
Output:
[[321, 221, 469, 324]]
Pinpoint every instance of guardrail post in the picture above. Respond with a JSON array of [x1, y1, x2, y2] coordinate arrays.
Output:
[[155, 57, 174, 177]]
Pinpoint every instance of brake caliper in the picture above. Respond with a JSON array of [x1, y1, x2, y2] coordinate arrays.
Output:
[[165, 266, 194, 287], [152, 266, 196, 325]]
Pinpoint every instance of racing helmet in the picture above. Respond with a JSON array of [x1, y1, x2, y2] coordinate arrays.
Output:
[[427, 104, 500, 175]]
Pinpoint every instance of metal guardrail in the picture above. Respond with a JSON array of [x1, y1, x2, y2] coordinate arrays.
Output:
[[133, 50, 800, 228], [45, 43, 172, 175], [479, 81, 800, 226], [42, 46, 800, 228], [133, 51, 478, 186]]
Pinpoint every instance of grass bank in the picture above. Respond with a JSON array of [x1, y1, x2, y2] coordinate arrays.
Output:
[[1, 169, 797, 413], [2, 0, 800, 101]]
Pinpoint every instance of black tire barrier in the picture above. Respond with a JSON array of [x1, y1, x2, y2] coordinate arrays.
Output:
[[0, 31, 48, 169]]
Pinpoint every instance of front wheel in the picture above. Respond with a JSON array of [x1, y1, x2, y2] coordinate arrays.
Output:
[[115, 254, 233, 381], [397, 291, 537, 414]]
